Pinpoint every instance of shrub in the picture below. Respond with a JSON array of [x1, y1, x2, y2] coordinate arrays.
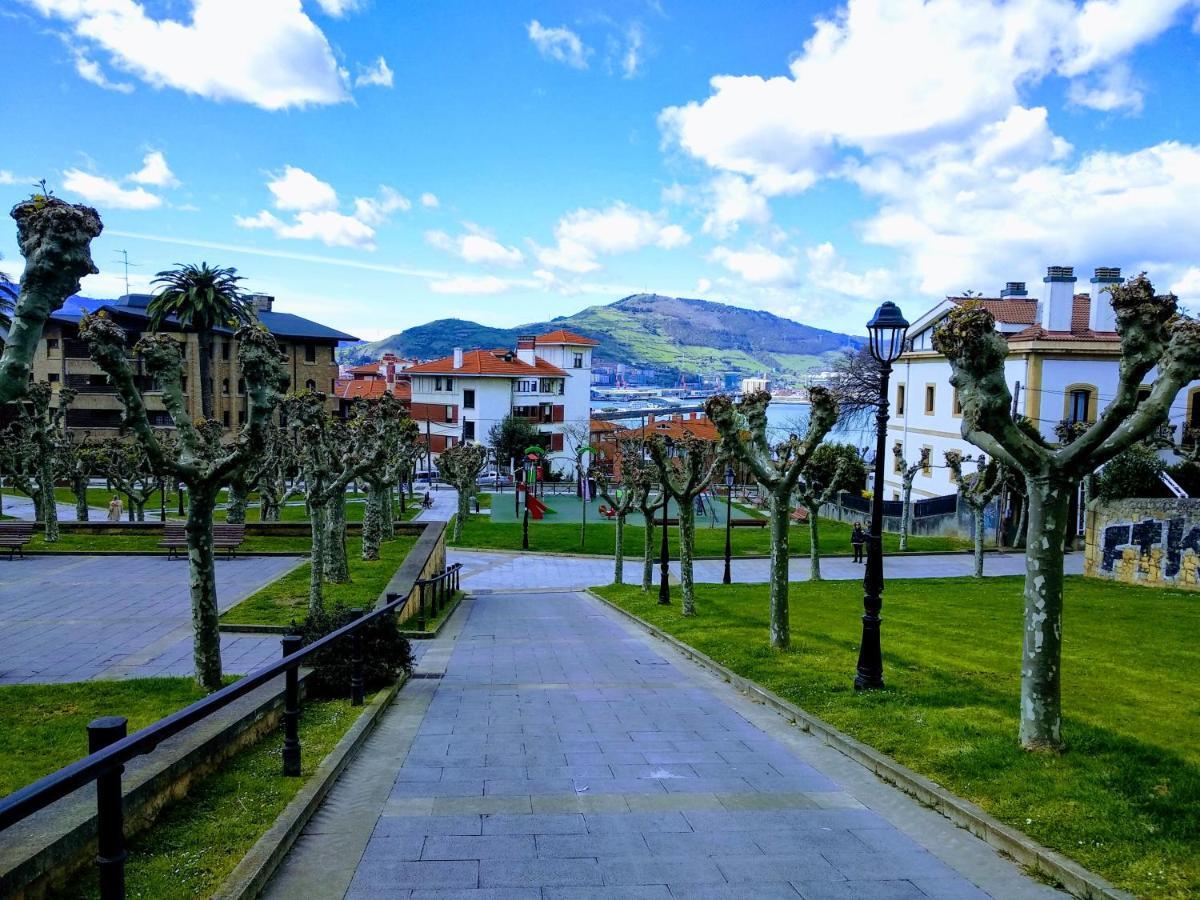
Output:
[[291, 601, 414, 698], [1095, 444, 1167, 502]]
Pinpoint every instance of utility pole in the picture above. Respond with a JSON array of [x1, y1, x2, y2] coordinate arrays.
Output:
[[114, 250, 136, 298]]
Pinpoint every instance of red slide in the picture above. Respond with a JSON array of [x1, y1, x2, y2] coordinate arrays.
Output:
[[525, 493, 547, 520]]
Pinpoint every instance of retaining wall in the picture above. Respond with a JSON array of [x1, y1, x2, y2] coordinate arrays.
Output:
[[1085, 498, 1200, 590]]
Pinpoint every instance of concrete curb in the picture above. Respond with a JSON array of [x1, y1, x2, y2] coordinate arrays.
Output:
[[219, 623, 290, 635], [584, 589, 1132, 900], [398, 592, 463, 640], [213, 674, 406, 900]]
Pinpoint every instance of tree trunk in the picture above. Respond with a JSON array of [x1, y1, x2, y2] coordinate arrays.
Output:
[[613, 514, 625, 585], [198, 330, 214, 421], [40, 456, 59, 542], [453, 485, 469, 542], [679, 504, 697, 616], [767, 489, 791, 650], [185, 485, 223, 691], [135, 499, 145, 522], [641, 509, 655, 592], [381, 484, 396, 540], [324, 494, 349, 583], [227, 481, 248, 525], [1015, 497, 1028, 549], [899, 477, 913, 552], [973, 506, 985, 578], [126, 495, 136, 522], [808, 504, 821, 581], [74, 479, 89, 522], [1018, 476, 1071, 751], [308, 502, 327, 614], [362, 482, 382, 561]]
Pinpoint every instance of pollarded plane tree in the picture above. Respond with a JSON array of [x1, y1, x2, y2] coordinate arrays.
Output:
[[931, 276, 1200, 750], [893, 444, 931, 552], [706, 388, 838, 649], [594, 441, 646, 585], [0, 419, 43, 525], [100, 438, 161, 522], [359, 393, 419, 560], [943, 451, 1005, 578], [57, 431, 104, 522], [389, 416, 424, 522], [437, 441, 489, 543], [1, 382, 76, 540], [82, 313, 289, 691], [630, 450, 667, 592], [647, 432, 720, 617], [795, 442, 867, 581], [0, 194, 102, 407], [254, 425, 305, 522]]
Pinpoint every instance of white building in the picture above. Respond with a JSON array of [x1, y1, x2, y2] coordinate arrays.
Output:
[[887, 266, 1197, 517], [405, 330, 596, 468]]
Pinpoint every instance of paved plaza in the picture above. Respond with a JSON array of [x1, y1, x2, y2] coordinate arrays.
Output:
[[266, 590, 1058, 899], [0, 554, 301, 684], [452, 547, 1085, 592]]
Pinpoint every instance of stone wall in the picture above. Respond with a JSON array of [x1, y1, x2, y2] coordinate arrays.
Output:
[[1084, 497, 1200, 590]]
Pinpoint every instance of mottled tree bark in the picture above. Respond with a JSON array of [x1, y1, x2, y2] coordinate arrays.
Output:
[[807, 510, 821, 581], [39, 453, 58, 541], [613, 515, 625, 584], [324, 490, 350, 583], [362, 481, 383, 561], [186, 485, 222, 690], [308, 503, 327, 614], [767, 493, 792, 649], [640, 503, 658, 592], [226, 479, 249, 525], [648, 436, 718, 618], [437, 442, 488, 543], [678, 503, 697, 616]]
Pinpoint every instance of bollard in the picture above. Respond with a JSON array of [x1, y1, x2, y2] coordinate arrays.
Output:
[[348, 608, 365, 707], [88, 716, 128, 900], [281, 635, 302, 776]]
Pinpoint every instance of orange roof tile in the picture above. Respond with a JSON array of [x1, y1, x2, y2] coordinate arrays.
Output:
[[948, 297, 1037, 325], [335, 380, 389, 400], [614, 417, 720, 442], [347, 362, 381, 376], [1006, 295, 1118, 344], [536, 329, 599, 346], [405, 348, 567, 377]]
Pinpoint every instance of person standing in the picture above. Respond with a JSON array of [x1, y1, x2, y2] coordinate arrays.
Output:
[[851, 521, 866, 563], [107, 495, 123, 522]]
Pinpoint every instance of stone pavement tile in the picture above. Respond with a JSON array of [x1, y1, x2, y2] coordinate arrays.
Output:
[[348, 860, 479, 893], [480, 813, 586, 834], [789, 880, 926, 900], [534, 831, 652, 857], [642, 830, 765, 856], [432, 796, 533, 815], [358, 834, 427, 862], [582, 811, 692, 833], [478, 858, 603, 888], [908, 876, 992, 899], [345, 889, 413, 899], [667, 884, 802, 899], [541, 888, 672, 900], [821, 848, 960, 881], [530, 794, 631, 814], [752, 828, 870, 855], [421, 834, 536, 860], [598, 855, 727, 886], [393, 780, 484, 798], [717, 853, 845, 884], [374, 815, 483, 837]]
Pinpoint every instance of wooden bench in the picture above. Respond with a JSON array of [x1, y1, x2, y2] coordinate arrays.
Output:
[[730, 517, 768, 528], [159, 523, 246, 559], [789, 507, 810, 524], [0, 522, 34, 559]]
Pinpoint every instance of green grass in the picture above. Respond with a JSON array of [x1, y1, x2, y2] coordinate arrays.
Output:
[[0, 678, 219, 797], [56, 695, 369, 899], [220, 534, 419, 627], [449, 512, 964, 557], [593, 577, 1200, 899], [23, 532, 313, 554]]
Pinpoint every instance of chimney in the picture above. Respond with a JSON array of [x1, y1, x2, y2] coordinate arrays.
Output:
[[999, 281, 1028, 299], [247, 293, 274, 314], [516, 335, 536, 365], [1039, 266, 1076, 331], [384, 353, 396, 384], [1088, 267, 1122, 332], [452, 347, 464, 369]]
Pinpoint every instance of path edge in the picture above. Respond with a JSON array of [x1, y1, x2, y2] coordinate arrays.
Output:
[[212, 673, 407, 900], [583, 588, 1131, 900]]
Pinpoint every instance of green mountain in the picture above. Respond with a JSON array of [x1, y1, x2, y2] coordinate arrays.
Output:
[[341, 293, 862, 380]]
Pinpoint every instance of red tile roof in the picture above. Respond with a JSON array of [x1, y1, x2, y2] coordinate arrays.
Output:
[[537, 329, 599, 346], [335, 380, 388, 400], [613, 417, 720, 443], [1007, 295, 1119, 344], [347, 362, 382, 376], [404, 348, 567, 377], [948, 297, 1037, 324]]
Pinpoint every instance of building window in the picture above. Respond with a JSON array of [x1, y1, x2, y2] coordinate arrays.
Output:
[[1065, 386, 1096, 424], [516, 379, 537, 393], [222, 411, 230, 427], [181, 376, 188, 392], [48, 372, 60, 383], [444, 405, 454, 423], [238, 410, 247, 426], [222, 378, 230, 395], [573, 352, 583, 368], [463, 420, 475, 440], [237, 377, 245, 395], [305, 378, 317, 392], [558, 381, 565, 395], [539, 378, 555, 392], [305, 344, 316, 363], [221, 341, 230, 361], [896, 384, 905, 415], [921, 446, 933, 477], [892, 441, 903, 474], [952, 388, 962, 417], [924, 384, 935, 415], [46, 338, 59, 355], [463, 389, 475, 409]]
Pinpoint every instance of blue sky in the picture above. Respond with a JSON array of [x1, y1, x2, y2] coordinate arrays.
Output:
[[2, 0, 1199, 341]]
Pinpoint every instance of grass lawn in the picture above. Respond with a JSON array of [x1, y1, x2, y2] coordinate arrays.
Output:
[[23, 532, 313, 554], [220, 534, 419, 627], [0, 678, 220, 797], [449, 512, 965, 557], [593, 576, 1200, 899], [55, 694, 370, 899]]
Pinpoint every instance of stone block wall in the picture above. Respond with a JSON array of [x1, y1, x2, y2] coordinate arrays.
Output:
[[1084, 497, 1200, 590]]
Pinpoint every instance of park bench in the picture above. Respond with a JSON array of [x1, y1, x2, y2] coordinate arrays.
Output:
[[789, 507, 810, 524], [0, 522, 34, 559], [730, 517, 768, 528], [159, 523, 246, 559]]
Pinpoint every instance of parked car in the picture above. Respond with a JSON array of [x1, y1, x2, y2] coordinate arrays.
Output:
[[414, 469, 440, 483], [477, 472, 513, 486]]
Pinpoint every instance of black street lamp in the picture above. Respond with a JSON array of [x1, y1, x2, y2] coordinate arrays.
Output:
[[723, 464, 735, 584], [855, 300, 909, 691]]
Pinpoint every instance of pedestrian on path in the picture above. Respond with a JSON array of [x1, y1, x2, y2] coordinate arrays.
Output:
[[107, 495, 123, 522], [851, 521, 865, 563]]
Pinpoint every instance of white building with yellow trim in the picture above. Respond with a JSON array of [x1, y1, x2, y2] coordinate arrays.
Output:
[[886, 266, 1192, 511]]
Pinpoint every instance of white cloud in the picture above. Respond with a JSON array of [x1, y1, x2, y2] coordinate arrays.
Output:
[[276, 210, 377, 250], [73, 50, 134, 93], [234, 209, 285, 230], [426, 228, 524, 266], [702, 174, 771, 237], [62, 168, 162, 210], [621, 23, 643, 78], [127, 151, 179, 187], [312, 0, 361, 16], [353, 187, 411, 225], [420, 192, 440, 208], [0, 171, 18, 185], [25, 0, 351, 110], [696, 277, 712, 295], [267, 166, 338, 211], [709, 246, 796, 286], [428, 275, 513, 295], [355, 57, 393, 88], [804, 242, 893, 300], [527, 19, 590, 69], [1067, 63, 1143, 113], [535, 202, 690, 273]]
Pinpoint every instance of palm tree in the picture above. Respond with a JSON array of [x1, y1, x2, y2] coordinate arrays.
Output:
[[148, 263, 255, 421]]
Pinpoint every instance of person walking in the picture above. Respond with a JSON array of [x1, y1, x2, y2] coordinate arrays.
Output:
[[851, 521, 866, 563], [107, 495, 123, 522]]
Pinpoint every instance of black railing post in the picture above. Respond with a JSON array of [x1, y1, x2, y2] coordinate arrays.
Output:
[[281, 635, 302, 776], [349, 608, 365, 706], [417, 581, 427, 631], [88, 716, 128, 900]]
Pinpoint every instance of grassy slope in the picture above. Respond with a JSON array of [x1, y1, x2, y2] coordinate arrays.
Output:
[[449, 513, 964, 557], [593, 577, 1200, 899], [220, 534, 418, 627]]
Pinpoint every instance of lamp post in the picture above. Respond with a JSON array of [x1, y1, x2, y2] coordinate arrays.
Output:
[[855, 300, 910, 691], [723, 464, 735, 584]]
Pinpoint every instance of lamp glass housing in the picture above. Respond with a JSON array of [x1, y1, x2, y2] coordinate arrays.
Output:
[[725, 465, 735, 488], [867, 301, 910, 365]]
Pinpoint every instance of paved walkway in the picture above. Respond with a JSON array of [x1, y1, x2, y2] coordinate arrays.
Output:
[[0, 555, 301, 684], [266, 590, 1057, 899], [413, 486, 459, 523], [1, 496, 107, 522], [451, 548, 1085, 592]]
